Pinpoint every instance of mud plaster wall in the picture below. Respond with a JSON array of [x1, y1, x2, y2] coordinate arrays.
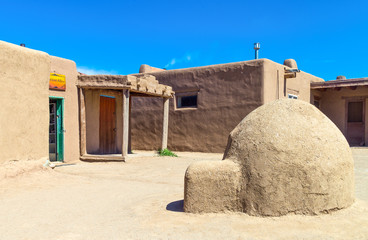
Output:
[[0, 41, 50, 163], [131, 60, 264, 153], [49, 56, 79, 162], [262, 59, 324, 104], [312, 87, 368, 144], [85, 89, 123, 154]]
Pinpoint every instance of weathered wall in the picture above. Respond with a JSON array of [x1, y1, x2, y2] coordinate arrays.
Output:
[[312, 87, 368, 144], [50, 56, 79, 162], [263, 59, 323, 104], [131, 60, 264, 152], [85, 89, 123, 154], [0, 41, 50, 163]]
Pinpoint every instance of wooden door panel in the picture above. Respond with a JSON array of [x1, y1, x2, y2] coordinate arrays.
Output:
[[99, 96, 116, 154]]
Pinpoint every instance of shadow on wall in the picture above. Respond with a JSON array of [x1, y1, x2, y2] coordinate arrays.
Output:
[[166, 200, 184, 212]]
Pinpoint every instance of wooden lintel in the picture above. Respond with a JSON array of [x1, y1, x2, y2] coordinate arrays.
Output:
[[284, 72, 297, 79]]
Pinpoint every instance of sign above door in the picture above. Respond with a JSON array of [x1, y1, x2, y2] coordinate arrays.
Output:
[[50, 73, 66, 91]]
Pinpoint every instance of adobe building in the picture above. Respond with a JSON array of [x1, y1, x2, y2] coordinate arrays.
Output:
[[0, 41, 81, 164], [0, 40, 173, 164], [1, 39, 366, 164], [131, 59, 324, 152], [311, 76, 368, 146]]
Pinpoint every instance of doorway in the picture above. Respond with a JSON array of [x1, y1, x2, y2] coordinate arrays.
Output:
[[99, 95, 117, 154], [49, 97, 64, 161], [346, 100, 365, 146]]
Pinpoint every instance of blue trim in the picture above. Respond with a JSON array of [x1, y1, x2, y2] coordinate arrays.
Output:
[[49, 96, 64, 162], [50, 96, 64, 100], [100, 95, 116, 99]]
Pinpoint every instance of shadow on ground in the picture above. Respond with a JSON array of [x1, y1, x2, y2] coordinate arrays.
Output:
[[166, 200, 184, 212]]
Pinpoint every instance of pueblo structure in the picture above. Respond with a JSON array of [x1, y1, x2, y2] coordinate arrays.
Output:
[[1, 39, 367, 165], [132, 59, 323, 153], [184, 99, 355, 216]]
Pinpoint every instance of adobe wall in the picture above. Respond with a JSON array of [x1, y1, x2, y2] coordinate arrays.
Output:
[[0, 41, 50, 163], [263, 59, 323, 103], [49, 56, 80, 162], [311, 87, 368, 144], [85, 89, 123, 154], [131, 60, 264, 152]]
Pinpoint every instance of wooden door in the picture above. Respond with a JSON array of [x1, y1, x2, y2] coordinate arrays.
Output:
[[99, 96, 116, 154], [346, 100, 365, 146]]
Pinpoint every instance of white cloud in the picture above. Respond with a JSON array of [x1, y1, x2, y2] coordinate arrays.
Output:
[[77, 66, 118, 75], [165, 53, 194, 69]]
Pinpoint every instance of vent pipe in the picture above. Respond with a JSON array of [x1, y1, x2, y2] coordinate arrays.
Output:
[[254, 42, 260, 59]]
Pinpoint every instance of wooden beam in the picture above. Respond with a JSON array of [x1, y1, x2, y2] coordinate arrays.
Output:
[[79, 88, 87, 156], [122, 89, 130, 158], [161, 98, 169, 150]]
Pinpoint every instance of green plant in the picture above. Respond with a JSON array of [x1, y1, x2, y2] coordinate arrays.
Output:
[[158, 148, 178, 157]]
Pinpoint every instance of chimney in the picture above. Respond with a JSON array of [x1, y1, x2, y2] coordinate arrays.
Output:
[[254, 43, 260, 59]]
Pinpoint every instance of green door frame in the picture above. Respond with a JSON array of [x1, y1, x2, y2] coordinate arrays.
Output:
[[50, 96, 64, 162]]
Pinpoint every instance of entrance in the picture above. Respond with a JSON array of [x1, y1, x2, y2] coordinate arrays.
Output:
[[49, 97, 64, 161], [346, 100, 365, 146], [99, 95, 117, 154]]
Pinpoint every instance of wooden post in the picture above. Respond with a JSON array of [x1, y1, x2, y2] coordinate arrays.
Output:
[[128, 95, 132, 154], [161, 97, 169, 150], [122, 89, 130, 157], [79, 88, 87, 156]]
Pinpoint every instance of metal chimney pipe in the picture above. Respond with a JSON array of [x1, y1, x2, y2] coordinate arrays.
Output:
[[254, 42, 260, 59]]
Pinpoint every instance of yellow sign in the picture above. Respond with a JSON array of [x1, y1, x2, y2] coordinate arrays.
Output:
[[50, 73, 66, 91]]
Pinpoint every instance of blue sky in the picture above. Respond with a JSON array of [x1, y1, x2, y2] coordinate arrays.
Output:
[[1, 0, 367, 80]]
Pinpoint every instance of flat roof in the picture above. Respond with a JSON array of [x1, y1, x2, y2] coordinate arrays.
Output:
[[311, 77, 368, 89]]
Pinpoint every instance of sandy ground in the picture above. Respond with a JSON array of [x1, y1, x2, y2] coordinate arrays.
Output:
[[0, 149, 367, 240]]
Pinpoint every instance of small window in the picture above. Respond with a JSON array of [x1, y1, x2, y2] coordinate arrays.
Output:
[[176, 95, 198, 108], [288, 94, 298, 99]]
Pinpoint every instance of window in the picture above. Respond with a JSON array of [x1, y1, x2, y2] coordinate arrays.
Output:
[[348, 101, 363, 123], [177, 95, 197, 108], [288, 94, 298, 99]]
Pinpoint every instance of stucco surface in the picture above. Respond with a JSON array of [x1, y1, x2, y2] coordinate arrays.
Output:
[[185, 99, 355, 216], [184, 160, 242, 213], [50, 56, 79, 162], [263, 59, 323, 104], [131, 60, 264, 152], [131, 59, 323, 153], [312, 87, 368, 145], [0, 41, 50, 163]]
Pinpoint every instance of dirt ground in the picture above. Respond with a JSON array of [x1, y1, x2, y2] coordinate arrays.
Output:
[[0, 149, 367, 240]]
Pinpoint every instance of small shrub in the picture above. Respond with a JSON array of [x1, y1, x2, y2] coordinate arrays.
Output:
[[158, 148, 178, 157]]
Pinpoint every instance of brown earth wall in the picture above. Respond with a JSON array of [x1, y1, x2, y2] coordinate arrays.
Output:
[[263, 59, 323, 104], [312, 87, 368, 144], [131, 60, 264, 153], [49, 56, 80, 162], [0, 41, 50, 163]]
